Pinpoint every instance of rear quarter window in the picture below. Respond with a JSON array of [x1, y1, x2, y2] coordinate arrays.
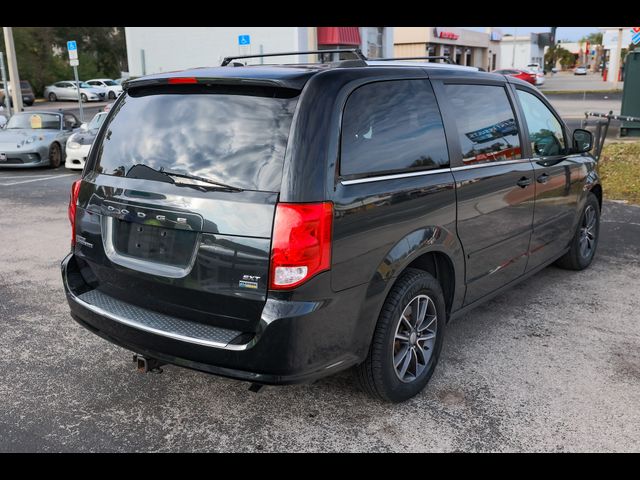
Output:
[[340, 79, 449, 177]]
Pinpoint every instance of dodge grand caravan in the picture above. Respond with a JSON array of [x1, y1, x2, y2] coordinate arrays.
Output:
[[62, 50, 601, 402]]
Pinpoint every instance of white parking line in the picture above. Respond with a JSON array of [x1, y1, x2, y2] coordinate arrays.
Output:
[[0, 174, 75, 186], [0, 173, 63, 180]]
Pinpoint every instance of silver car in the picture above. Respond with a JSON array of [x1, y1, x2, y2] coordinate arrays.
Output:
[[43, 81, 106, 102], [85, 78, 123, 100], [0, 111, 80, 168]]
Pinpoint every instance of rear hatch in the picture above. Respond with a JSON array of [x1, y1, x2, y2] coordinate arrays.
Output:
[[74, 81, 299, 333]]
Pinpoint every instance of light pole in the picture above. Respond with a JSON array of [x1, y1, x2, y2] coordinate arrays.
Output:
[[511, 27, 517, 68], [0, 52, 12, 116], [2, 27, 23, 112]]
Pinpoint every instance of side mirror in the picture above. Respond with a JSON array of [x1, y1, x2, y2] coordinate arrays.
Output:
[[572, 128, 593, 153], [80, 123, 88, 130]]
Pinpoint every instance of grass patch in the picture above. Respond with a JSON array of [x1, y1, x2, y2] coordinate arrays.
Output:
[[598, 142, 640, 204]]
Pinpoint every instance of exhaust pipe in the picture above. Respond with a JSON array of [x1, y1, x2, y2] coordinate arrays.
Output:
[[133, 354, 165, 374]]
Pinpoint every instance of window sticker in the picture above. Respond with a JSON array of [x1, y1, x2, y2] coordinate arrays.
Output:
[[30, 114, 42, 129]]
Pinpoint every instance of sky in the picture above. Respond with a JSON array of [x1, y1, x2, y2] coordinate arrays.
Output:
[[465, 27, 600, 41]]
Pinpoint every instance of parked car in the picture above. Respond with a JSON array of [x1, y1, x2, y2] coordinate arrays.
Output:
[[574, 66, 588, 75], [0, 80, 36, 106], [44, 81, 106, 102], [525, 64, 545, 86], [492, 68, 537, 85], [62, 55, 601, 402], [85, 78, 123, 100], [65, 111, 108, 170], [0, 111, 81, 168]]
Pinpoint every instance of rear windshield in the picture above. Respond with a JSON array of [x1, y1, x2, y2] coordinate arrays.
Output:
[[92, 86, 299, 191]]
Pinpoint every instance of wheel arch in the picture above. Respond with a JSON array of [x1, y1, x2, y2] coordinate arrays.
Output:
[[590, 183, 603, 210], [351, 225, 465, 362]]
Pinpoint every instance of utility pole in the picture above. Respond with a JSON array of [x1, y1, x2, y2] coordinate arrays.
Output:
[[2, 27, 23, 112], [511, 27, 517, 67], [0, 52, 12, 116]]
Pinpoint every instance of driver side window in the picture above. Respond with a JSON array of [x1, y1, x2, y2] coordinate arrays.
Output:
[[517, 89, 566, 157]]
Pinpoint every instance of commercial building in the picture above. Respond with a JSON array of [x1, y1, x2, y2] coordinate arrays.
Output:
[[124, 27, 394, 76], [394, 27, 503, 70], [498, 33, 549, 70], [553, 41, 603, 71], [600, 27, 633, 85]]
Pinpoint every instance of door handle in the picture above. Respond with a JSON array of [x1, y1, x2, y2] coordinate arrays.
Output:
[[517, 176, 532, 188], [537, 173, 550, 184]]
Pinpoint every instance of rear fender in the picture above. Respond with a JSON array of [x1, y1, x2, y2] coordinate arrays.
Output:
[[351, 225, 465, 360]]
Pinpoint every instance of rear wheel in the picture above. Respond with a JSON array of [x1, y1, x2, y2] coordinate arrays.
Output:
[[108, 91, 116, 100], [81, 93, 88, 103], [555, 192, 600, 270], [48, 92, 57, 102], [48, 143, 62, 168], [356, 268, 446, 402]]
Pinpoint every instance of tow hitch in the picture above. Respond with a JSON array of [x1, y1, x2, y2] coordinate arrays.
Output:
[[133, 354, 165, 374]]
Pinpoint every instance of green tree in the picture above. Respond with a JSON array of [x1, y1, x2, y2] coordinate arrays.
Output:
[[581, 32, 603, 45], [0, 27, 127, 97], [545, 45, 575, 70]]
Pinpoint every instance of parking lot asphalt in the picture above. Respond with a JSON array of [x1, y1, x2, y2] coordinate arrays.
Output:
[[0, 168, 639, 452]]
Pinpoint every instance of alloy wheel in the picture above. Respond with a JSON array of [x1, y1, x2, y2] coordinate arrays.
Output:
[[49, 143, 61, 168], [393, 294, 437, 383], [579, 205, 597, 259]]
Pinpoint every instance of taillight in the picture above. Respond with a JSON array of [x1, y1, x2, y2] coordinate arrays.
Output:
[[68, 179, 81, 247], [269, 202, 333, 290]]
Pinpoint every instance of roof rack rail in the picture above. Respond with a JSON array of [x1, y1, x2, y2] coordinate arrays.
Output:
[[221, 48, 368, 67], [375, 56, 454, 64]]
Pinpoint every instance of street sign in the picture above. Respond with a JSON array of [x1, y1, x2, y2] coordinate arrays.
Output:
[[67, 40, 78, 61], [66, 40, 83, 122], [238, 35, 250, 46], [632, 27, 640, 46]]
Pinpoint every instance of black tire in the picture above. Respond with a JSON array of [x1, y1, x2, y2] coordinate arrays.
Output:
[[108, 91, 116, 100], [555, 192, 600, 270], [48, 92, 57, 102], [48, 142, 62, 168], [356, 268, 446, 402], [81, 93, 88, 103]]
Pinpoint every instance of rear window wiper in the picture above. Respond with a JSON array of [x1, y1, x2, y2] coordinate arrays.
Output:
[[158, 167, 244, 192]]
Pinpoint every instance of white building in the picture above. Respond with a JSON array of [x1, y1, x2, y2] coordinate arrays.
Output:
[[498, 33, 547, 70], [124, 27, 394, 76], [600, 27, 633, 86]]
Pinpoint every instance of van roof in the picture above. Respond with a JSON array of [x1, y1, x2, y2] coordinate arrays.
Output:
[[125, 60, 488, 91]]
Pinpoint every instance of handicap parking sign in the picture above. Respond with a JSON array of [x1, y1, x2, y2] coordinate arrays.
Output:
[[238, 35, 251, 46], [67, 40, 77, 51]]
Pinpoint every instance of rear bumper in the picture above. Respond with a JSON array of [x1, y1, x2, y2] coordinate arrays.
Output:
[[61, 253, 367, 385]]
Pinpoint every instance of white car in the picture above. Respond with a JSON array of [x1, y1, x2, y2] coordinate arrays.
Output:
[[85, 78, 123, 100], [526, 64, 545, 86], [65, 112, 108, 170], [574, 66, 588, 75]]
